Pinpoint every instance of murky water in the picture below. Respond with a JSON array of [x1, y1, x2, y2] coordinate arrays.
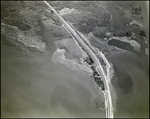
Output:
[[1, 26, 108, 117], [1, 1, 149, 118]]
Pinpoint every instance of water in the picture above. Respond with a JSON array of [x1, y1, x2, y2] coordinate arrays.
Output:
[[107, 51, 149, 117], [1, 1, 149, 118], [1, 31, 107, 118]]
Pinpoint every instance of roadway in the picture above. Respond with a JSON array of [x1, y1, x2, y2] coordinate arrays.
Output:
[[43, 1, 113, 118]]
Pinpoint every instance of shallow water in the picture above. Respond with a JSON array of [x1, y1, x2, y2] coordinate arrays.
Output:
[[1, 1, 149, 118], [1, 31, 107, 118], [107, 51, 149, 117]]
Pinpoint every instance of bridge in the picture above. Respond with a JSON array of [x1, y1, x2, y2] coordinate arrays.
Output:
[[43, 1, 114, 118]]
